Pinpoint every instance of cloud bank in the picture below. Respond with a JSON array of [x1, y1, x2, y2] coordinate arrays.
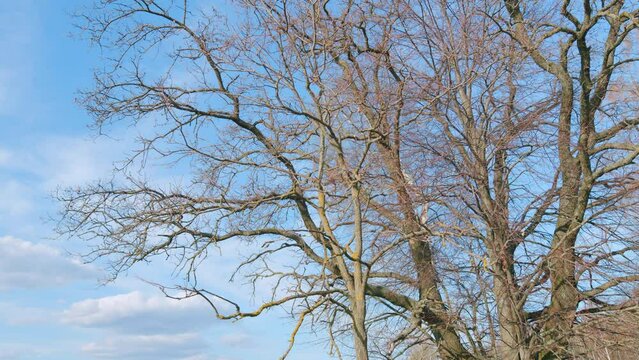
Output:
[[0, 236, 95, 290], [63, 291, 225, 359]]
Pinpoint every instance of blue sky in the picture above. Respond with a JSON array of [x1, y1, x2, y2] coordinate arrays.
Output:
[[0, 1, 327, 359]]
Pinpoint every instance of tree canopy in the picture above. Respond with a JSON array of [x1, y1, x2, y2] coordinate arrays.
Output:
[[59, 1, 639, 359]]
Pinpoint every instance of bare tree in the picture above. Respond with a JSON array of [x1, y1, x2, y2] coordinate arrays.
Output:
[[59, 1, 639, 359]]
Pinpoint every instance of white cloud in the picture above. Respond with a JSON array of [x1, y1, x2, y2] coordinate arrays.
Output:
[[62, 291, 219, 333], [0, 181, 34, 216], [0, 147, 10, 165], [0, 236, 96, 290], [218, 332, 255, 347], [0, 136, 121, 234], [0, 302, 52, 325], [0, 344, 47, 360], [34, 137, 117, 188], [0, 136, 118, 189], [81, 333, 209, 360], [0, 0, 39, 116], [62, 291, 238, 359]]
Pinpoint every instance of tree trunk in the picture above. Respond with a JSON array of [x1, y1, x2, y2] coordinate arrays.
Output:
[[493, 271, 530, 360], [352, 295, 369, 360], [411, 238, 474, 359]]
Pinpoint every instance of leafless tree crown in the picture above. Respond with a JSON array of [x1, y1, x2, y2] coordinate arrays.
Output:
[[59, 0, 639, 359]]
